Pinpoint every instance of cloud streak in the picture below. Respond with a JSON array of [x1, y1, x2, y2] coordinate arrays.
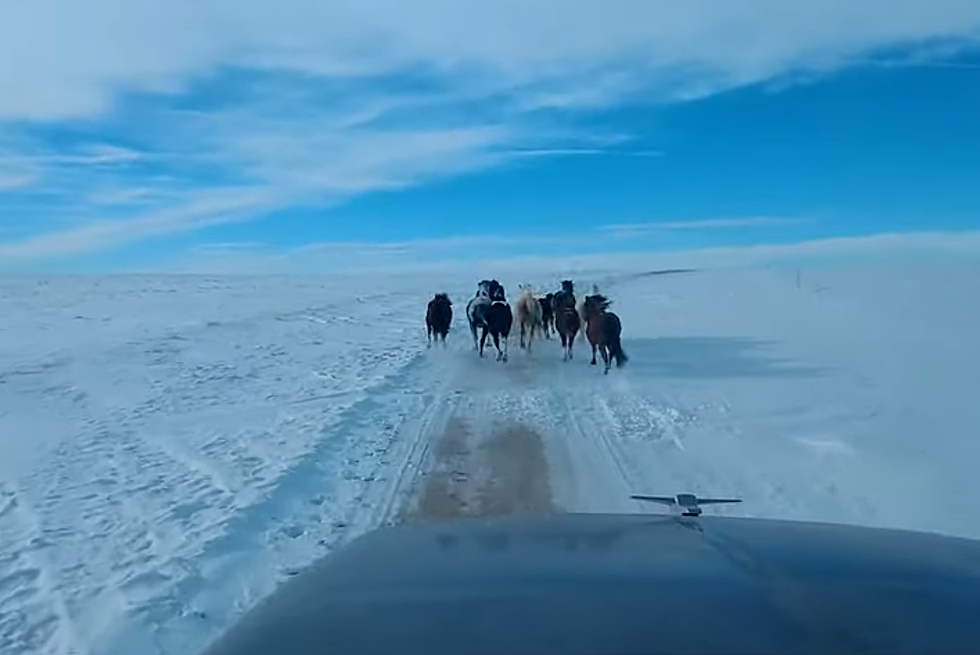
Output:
[[0, 188, 273, 260], [603, 217, 811, 237]]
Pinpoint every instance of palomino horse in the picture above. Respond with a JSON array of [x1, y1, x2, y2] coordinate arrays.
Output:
[[481, 281, 513, 362], [426, 293, 452, 348], [581, 293, 628, 374], [514, 286, 543, 351], [466, 280, 494, 350], [551, 280, 580, 361]]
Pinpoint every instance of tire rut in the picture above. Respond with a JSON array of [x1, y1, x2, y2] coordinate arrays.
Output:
[[397, 415, 556, 523]]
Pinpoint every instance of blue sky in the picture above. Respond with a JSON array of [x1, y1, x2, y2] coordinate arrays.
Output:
[[1, 1, 979, 273]]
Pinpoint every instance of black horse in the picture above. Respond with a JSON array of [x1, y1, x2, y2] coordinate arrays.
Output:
[[479, 281, 512, 362], [426, 293, 453, 347], [538, 293, 554, 339]]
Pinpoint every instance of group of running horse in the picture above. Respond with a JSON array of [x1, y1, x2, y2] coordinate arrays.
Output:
[[425, 279, 628, 374]]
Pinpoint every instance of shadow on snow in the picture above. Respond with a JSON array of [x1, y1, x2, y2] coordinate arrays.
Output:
[[620, 336, 823, 380]]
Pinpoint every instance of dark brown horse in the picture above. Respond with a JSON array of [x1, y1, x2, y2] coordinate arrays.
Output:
[[581, 293, 628, 374], [552, 280, 580, 361], [426, 293, 453, 347]]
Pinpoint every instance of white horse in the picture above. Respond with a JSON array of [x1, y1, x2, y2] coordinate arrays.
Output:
[[514, 285, 544, 352]]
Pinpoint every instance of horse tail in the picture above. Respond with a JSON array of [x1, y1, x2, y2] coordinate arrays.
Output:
[[609, 335, 628, 367], [605, 314, 627, 367], [529, 294, 543, 323]]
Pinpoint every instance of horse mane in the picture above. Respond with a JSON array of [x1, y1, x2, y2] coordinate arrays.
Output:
[[434, 292, 451, 305], [585, 293, 611, 312], [488, 280, 505, 301]]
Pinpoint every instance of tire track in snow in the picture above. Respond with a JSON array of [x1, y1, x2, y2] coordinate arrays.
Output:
[[387, 343, 659, 517], [95, 349, 462, 655], [377, 386, 462, 526], [549, 377, 642, 511]]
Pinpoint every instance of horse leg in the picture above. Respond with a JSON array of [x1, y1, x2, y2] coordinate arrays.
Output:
[[520, 321, 526, 349], [470, 320, 479, 350], [590, 341, 597, 365], [427, 323, 432, 349], [560, 331, 569, 361], [479, 327, 489, 357], [601, 344, 611, 374], [493, 333, 503, 361]]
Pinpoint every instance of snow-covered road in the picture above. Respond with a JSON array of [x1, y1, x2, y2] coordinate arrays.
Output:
[[2, 260, 978, 655]]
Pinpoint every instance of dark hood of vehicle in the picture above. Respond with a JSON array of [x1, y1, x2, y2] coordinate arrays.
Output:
[[199, 512, 980, 655]]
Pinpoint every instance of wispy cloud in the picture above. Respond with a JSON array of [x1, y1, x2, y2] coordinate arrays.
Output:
[[86, 187, 160, 206], [603, 216, 811, 237], [1, 143, 147, 171], [509, 148, 665, 158], [0, 188, 273, 260], [1, 1, 979, 265], [0, 69, 637, 260], [0, 172, 35, 191], [151, 227, 980, 277]]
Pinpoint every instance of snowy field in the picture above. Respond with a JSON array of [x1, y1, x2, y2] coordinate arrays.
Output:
[[2, 257, 979, 655]]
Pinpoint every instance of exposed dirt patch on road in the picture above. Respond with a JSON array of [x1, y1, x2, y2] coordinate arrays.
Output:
[[476, 422, 555, 516], [397, 414, 556, 523]]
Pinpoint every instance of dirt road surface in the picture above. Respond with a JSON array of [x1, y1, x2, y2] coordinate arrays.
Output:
[[398, 414, 557, 523]]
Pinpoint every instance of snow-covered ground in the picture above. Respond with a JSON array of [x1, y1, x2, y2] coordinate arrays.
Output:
[[2, 257, 979, 655]]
